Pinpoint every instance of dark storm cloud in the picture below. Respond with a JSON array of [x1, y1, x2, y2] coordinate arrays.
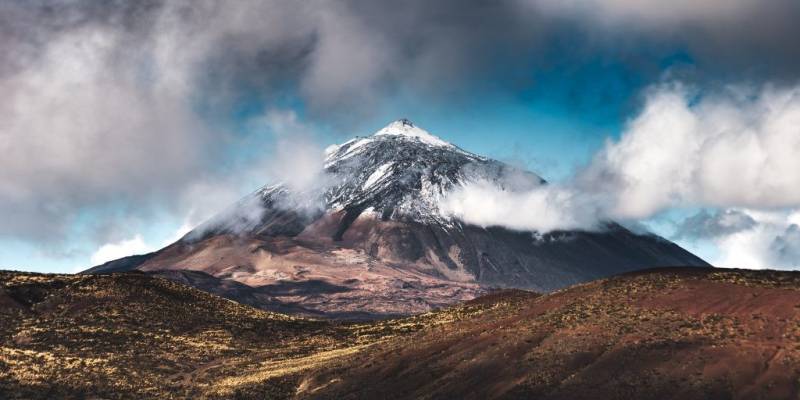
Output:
[[529, 0, 800, 83], [2, 0, 800, 249]]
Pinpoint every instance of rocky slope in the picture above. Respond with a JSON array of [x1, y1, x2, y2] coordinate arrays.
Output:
[[304, 267, 800, 400], [3, 268, 800, 399], [86, 119, 708, 317]]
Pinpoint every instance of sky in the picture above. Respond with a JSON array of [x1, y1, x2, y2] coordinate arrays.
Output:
[[1, 0, 800, 273]]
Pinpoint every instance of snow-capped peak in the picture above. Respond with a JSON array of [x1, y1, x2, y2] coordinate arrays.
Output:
[[373, 119, 453, 148], [228, 118, 543, 235]]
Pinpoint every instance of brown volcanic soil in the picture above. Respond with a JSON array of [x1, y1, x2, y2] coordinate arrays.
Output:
[[3, 268, 800, 399], [300, 268, 800, 400], [0, 271, 493, 399], [133, 232, 485, 318]]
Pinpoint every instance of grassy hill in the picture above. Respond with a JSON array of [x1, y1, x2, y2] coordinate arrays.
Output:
[[305, 268, 800, 399], [2, 268, 800, 399], [0, 270, 492, 399]]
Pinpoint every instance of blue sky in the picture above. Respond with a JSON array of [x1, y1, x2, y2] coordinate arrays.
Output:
[[2, 1, 800, 272]]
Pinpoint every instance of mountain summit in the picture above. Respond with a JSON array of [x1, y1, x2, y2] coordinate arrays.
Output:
[[86, 120, 708, 318], [372, 118, 454, 147]]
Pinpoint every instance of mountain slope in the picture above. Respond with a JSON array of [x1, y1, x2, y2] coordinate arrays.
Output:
[[0, 270, 512, 399], [0, 270, 334, 398], [302, 268, 800, 400], [4, 268, 800, 399], [86, 119, 708, 317]]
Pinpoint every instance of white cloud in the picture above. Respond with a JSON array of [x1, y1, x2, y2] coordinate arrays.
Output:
[[583, 83, 800, 217], [88, 221, 194, 268], [440, 179, 604, 233], [252, 109, 329, 193], [0, 25, 211, 242], [164, 221, 194, 245], [441, 82, 800, 250], [89, 235, 152, 266], [708, 209, 800, 269]]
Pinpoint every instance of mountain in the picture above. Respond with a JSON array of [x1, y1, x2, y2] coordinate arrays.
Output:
[[4, 267, 800, 399], [85, 119, 708, 317]]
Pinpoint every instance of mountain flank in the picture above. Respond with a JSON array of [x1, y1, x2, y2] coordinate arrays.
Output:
[[85, 120, 707, 318]]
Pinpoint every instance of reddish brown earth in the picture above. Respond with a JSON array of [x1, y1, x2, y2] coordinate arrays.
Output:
[[299, 268, 800, 400], [133, 230, 486, 319], [7, 268, 799, 399]]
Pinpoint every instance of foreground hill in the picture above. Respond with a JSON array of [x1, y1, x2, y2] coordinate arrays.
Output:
[[3, 267, 800, 399], [0, 270, 492, 399], [305, 267, 800, 399], [86, 119, 707, 317]]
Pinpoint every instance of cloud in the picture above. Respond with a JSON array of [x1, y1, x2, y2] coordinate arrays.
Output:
[[89, 235, 151, 266], [581, 83, 800, 218], [3, 0, 800, 267], [0, 2, 326, 248], [673, 209, 756, 240], [441, 82, 800, 239], [701, 209, 800, 269], [0, 22, 212, 243], [529, 0, 800, 81], [182, 109, 333, 240], [250, 110, 329, 193], [769, 224, 800, 267], [87, 220, 192, 268], [534, 0, 757, 27], [440, 177, 605, 233]]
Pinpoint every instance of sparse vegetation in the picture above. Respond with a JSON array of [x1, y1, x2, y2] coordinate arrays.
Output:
[[2, 268, 800, 399], [0, 271, 506, 399]]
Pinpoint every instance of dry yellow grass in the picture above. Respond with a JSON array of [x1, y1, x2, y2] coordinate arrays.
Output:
[[11, 268, 795, 399], [0, 271, 502, 399]]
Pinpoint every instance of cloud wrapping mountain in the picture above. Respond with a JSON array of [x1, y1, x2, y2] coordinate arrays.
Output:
[[442, 83, 800, 222], [440, 83, 800, 266]]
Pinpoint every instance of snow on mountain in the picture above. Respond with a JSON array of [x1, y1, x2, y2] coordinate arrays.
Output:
[[257, 119, 542, 229], [362, 162, 394, 190], [87, 118, 709, 318], [372, 118, 454, 148]]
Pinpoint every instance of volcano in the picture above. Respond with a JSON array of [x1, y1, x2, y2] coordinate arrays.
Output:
[[85, 119, 708, 318]]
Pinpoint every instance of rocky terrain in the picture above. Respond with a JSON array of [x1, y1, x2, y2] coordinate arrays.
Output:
[[85, 120, 707, 317], [3, 267, 800, 399], [0, 270, 446, 398]]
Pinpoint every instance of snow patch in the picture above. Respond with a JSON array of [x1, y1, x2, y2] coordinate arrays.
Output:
[[362, 162, 393, 190], [374, 119, 453, 148], [324, 143, 341, 156], [326, 137, 374, 166]]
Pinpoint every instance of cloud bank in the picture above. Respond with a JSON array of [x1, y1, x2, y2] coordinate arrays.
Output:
[[700, 209, 800, 269], [440, 178, 605, 233], [441, 82, 800, 266], [583, 83, 800, 217]]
